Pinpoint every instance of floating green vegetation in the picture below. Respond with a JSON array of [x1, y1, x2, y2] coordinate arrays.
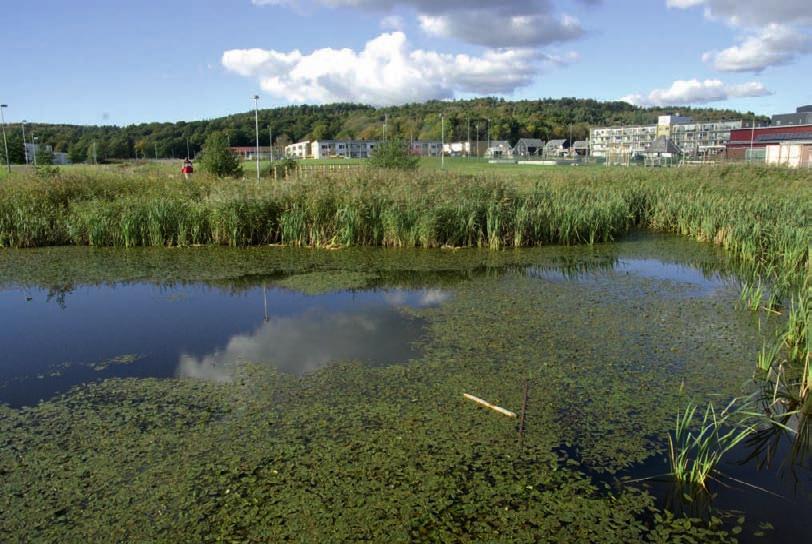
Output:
[[90, 354, 143, 372], [0, 238, 763, 542], [273, 270, 378, 295]]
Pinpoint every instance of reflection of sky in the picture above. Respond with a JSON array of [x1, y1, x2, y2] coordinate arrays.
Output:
[[177, 308, 424, 382], [527, 258, 727, 295], [0, 284, 448, 406]]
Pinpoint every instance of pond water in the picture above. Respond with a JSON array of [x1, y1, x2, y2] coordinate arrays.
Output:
[[0, 233, 808, 542], [0, 286, 444, 407]]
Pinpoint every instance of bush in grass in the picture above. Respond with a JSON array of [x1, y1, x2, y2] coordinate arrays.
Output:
[[271, 157, 298, 178], [199, 132, 243, 178], [368, 139, 419, 170]]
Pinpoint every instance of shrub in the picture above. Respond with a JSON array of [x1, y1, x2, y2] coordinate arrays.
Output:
[[368, 139, 419, 170], [199, 132, 243, 178]]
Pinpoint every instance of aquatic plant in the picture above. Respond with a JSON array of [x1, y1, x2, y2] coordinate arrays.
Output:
[[667, 398, 756, 490]]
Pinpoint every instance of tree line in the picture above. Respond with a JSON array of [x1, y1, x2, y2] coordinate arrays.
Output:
[[0, 98, 766, 164]]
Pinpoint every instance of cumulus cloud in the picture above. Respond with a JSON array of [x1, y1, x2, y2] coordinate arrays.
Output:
[[621, 79, 771, 107], [667, 0, 812, 72], [418, 12, 583, 48], [223, 32, 571, 105], [702, 24, 812, 72], [252, 0, 591, 48]]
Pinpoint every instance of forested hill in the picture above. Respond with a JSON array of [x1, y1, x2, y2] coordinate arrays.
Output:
[[4, 98, 765, 163]]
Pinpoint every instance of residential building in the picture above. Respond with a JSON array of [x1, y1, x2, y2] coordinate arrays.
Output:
[[230, 146, 273, 160], [590, 116, 742, 158], [284, 140, 379, 159], [771, 105, 812, 127], [411, 140, 443, 157], [485, 141, 511, 158], [513, 138, 544, 157], [572, 140, 589, 157], [544, 139, 571, 157], [285, 141, 311, 159], [442, 141, 470, 157], [765, 141, 812, 168], [52, 152, 70, 165], [24, 142, 53, 162]]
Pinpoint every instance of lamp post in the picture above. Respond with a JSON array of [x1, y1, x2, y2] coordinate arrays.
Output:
[[21, 120, 27, 164], [467, 116, 470, 159], [0, 105, 10, 173], [252, 95, 260, 181], [440, 113, 445, 169], [486, 118, 491, 158]]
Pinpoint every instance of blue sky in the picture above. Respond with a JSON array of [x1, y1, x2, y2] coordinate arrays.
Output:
[[4, 0, 811, 126]]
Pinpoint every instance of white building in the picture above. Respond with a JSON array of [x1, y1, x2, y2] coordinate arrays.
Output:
[[294, 140, 380, 159], [285, 141, 311, 159], [765, 141, 812, 168], [590, 116, 742, 158], [442, 141, 470, 157]]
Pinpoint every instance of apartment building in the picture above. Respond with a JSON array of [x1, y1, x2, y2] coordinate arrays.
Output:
[[590, 115, 742, 158]]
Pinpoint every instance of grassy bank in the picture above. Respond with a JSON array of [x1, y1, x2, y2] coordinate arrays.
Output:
[[1, 164, 809, 285]]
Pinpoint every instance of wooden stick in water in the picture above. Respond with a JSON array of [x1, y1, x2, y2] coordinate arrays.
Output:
[[463, 393, 517, 418]]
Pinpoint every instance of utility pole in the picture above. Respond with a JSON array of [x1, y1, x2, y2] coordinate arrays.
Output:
[[186, 138, 190, 159], [383, 114, 388, 141], [269, 125, 273, 162], [0, 105, 10, 173], [21, 120, 27, 165], [476, 123, 480, 159], [92, 141, 97, 165], [749, 114, 756, 163], [32, 135, 38, 166], [252, 95, 261, 181], [154, 142, 158, 160]]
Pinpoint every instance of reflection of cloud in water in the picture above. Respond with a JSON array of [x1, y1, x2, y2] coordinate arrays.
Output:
[[384, 289, 450, 308], [177, 307, 425, 382]]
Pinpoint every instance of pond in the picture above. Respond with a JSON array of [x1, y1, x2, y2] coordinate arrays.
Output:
[[0, 233, 808, 542]]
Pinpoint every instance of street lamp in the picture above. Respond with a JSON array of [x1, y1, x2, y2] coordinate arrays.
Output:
[[252, 95, 260, 181], [440, 113, 445, 170], [21, 120, 27, 165], [486, 118, 491, 157], [0, 105, 10, 173]]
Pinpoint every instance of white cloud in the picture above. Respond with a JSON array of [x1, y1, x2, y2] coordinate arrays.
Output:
[[223, 32, 570, 105], [702, 24, 812, 72], [621, 79, 772, 107], [418, 12, 583, 48], [666, 0, 812, 26], [253, 0, 591, 48], [380, 15, 404, 30], [667, 0, 812, 72]]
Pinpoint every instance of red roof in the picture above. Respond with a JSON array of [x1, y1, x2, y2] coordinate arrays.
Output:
[[229, 146, 272, 152]]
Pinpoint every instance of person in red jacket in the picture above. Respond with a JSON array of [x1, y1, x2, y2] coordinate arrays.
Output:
[[181, 158, 193, 180]]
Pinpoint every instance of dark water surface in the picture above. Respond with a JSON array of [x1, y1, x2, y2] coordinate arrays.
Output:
[[0, 234, 808, 542], [0, 286, 441, 407]]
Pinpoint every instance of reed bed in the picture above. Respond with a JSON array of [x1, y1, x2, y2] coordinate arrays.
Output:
[[0, 164, 809, 289]]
